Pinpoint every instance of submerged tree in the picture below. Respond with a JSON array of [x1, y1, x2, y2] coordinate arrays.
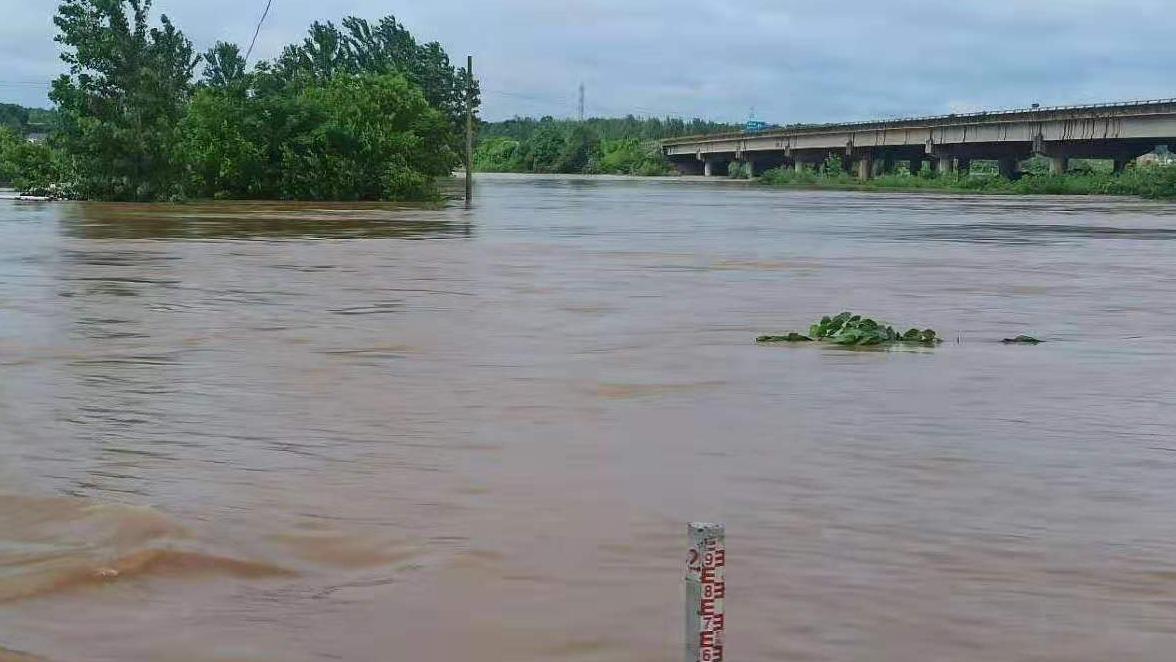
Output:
[[50, 0, 199, 200], [181, 68, 456, 200], [275, 16, 479, 159], [177, 13, 474, 200], [43, 5, 475, 201]]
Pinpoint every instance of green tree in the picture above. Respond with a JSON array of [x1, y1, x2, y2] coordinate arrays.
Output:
[[281, 73, 456, 200], [0, 127, 66, 195], [179, 85, 272, 198], [275, 16, 478, 160], [180, 73, 455, 200], [202, 42, 247, 90], [518, 123, 566, 173], [555, 124, 600, 173], [474, 137, 522, 172], [50, 0, 199, 200], [0, 128, 18, 183]]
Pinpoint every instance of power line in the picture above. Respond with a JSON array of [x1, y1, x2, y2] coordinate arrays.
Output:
[[244, 0, 274, 63]]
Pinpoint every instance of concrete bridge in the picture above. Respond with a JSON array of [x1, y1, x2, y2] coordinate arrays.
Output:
[[662, 98, 1176, 179]]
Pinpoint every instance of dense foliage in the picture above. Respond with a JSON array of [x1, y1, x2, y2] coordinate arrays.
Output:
[[50, 0, 199, 200], [181, 71, 454, 200], [0, 128, 63, 194], [272, 16, 477, 166], [757, 159, 1176, 199], [3, 0, 476, 201], [475, 116, 737, 175]]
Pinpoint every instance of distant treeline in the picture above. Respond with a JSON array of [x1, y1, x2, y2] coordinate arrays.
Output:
[[1, 0, 477, 201], [0, 104, 56, 137], [475, 116, 736, 176]]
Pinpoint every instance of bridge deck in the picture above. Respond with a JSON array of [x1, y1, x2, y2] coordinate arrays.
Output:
[[662, 98, 1176, 177]]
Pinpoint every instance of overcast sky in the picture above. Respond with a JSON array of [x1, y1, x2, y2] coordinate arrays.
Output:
[[3, 0, 1176, 123]]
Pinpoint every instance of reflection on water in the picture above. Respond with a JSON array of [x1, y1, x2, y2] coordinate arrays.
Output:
[[1, 176, 1176, 660], [847, 221, 1176, 244], [60, 201, 472, 240]]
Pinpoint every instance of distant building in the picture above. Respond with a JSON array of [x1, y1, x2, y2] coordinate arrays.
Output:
[[25, 132, 48, 144]]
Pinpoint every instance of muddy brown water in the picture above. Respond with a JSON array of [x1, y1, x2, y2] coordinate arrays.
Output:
[[1, 174, 1175, 661]]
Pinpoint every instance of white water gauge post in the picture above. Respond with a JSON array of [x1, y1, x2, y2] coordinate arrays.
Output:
[[686, 522, 726, 662]]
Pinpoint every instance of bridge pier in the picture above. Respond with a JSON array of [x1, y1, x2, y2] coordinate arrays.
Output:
[[937, 156, 955, 175], [703, 158, 729, 177], [908, 158, 923, 175], [856, 155, 874, 180], [1050, 155, 1069, 175], [998, 158, 1020, 179]]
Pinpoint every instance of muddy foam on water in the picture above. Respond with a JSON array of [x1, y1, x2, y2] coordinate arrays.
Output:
[[0, 493, 290, 603]]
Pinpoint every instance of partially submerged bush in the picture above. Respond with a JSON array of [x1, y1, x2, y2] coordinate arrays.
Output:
[[758, 312, 939, 347]]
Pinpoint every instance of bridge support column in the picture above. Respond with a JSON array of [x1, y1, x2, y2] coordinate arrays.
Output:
[[856, 155, 874, 180], [1050, 156, 1069, 175], [794, 160, 806, 174], [937, 156, 955, 175], [703, 159, 714, 177], [998, 158, 1019, 179], [881, 155, 896, 175], [745, 159, 756, 178], [908, 158, 923, 175]]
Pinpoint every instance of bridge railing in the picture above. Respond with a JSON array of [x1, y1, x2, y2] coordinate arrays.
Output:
[[662, 97, 1176, 145]]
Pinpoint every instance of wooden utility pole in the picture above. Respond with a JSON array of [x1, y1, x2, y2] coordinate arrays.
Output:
[[465, 55, 474, 204]]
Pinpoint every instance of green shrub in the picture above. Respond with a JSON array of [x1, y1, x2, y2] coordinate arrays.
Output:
[[474, 137, 523, 172]]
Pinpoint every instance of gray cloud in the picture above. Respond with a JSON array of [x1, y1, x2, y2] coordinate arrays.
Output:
[[2, 0, 1176, 123]]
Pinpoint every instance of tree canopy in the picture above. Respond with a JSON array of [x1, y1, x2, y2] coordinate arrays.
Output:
[[6, 1, 480, 201], [50, 0, 199, 200]]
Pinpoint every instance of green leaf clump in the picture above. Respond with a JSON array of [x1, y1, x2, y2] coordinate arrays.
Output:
[[758, 312, 940, 347]]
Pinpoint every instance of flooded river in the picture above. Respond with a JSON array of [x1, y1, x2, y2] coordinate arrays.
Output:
[[1, 174, 1175, 660]]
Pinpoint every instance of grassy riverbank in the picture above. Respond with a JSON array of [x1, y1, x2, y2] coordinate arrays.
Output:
[[757, 163, 1176, 199]]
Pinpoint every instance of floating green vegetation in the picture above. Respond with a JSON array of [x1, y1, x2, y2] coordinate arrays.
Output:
[[755, 332, 813, 343], [757, 312, 940, 347], [1002, 335, 1042, 344]]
